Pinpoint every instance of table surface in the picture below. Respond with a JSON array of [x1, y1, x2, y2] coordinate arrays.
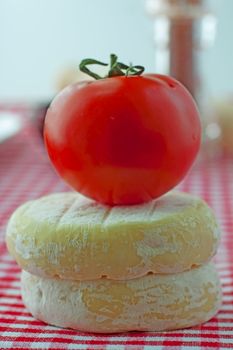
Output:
[[0, 106, 233, 350]]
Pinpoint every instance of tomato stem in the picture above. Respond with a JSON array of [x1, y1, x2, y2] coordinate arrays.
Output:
[[79, 54, 145, 80]]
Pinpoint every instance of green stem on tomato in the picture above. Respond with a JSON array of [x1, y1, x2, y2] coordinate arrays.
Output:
[[79, 54, 145, 80]]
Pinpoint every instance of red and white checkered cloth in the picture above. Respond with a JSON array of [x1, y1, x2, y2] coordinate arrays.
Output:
[[0, 106, 233, 349]]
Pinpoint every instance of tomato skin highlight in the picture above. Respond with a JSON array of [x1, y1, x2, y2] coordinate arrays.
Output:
[[44, 74, 201, 205]]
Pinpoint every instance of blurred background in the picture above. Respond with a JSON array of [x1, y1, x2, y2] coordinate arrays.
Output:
[[0, 0, 232, 101], [0, 0, 233, 155]]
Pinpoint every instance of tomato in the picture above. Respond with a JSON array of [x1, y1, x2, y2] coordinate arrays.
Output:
[[44, 73, 201, 205]]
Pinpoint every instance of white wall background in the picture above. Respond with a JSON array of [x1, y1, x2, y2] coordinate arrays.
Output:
[[0, 0, 232, 101]]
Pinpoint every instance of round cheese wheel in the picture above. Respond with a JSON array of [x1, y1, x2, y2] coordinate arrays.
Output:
[[7, 191, 220, 280], [21, 263, 221, 333]]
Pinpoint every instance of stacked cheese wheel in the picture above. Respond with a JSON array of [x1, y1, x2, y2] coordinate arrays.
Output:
[[6, 191, 221, 333]]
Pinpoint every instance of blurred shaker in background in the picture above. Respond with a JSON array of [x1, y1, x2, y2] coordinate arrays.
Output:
[[145, 0, 217, 112]]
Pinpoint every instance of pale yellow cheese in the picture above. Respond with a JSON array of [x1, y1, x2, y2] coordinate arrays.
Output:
[[21, 263, 221, 333], [6, 191, 220, 280]]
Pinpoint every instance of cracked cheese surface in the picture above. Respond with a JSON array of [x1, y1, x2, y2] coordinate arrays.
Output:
[[21, 263, 222, 333], [6, 191, 220, 280]]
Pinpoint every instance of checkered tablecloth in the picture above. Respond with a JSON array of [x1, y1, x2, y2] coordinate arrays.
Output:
[[0, 106, 233, 350]]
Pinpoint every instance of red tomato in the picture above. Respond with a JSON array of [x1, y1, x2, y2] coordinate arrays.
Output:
[[44, 74, 201, 205]]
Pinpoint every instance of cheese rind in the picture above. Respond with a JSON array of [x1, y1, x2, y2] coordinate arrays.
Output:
[[6, 191, 220, 280], [21, 263, 222, 333]]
